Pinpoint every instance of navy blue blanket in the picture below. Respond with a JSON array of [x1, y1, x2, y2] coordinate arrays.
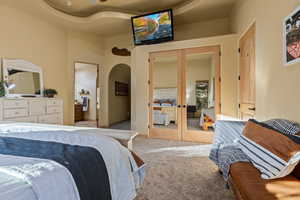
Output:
[[0, 137, 112, 200]]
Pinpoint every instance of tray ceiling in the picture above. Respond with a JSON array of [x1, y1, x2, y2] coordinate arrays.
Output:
[[44, 0, 187, 17], [5, 0, 237, 36]]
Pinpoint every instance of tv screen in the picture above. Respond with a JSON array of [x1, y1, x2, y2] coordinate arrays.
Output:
[[131, 9, 174, 46]]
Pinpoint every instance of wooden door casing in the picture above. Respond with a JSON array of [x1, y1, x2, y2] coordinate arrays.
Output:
[[148, 46, 221, 143], [149, 50, 182, 141], [181, 46, 221, 143], [239, 23, 256, 119]]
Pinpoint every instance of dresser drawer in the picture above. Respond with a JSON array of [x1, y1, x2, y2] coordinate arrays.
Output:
[[4, 100, 28, 109], [29, 100, 46, 116], [47, 99, 63, 107], [38, 114, 62, 124], [4, 108, 28, 119], [46, 106, 62, 114]]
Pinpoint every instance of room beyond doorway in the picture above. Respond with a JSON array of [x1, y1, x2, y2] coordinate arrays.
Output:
[[108, 64, 131, 130], [74, 62, 99, 128]]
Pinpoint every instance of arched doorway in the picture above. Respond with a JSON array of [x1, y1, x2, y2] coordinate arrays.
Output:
[[108, 64, 131, 130]]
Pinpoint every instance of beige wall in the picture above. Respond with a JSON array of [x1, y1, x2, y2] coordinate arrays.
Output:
[[0, 3, 70, 123], [0, 3, 105, 125], [75, 63, 98, 121], [131, 34, 238, 135], [230, 0, 300, 122], [99, 34, 133, 127], [174, 18, 231, 41], [108, 64, 131, 125], [67, 31, 104, 125], [186, 58, 212, 105], [154, 60, 178, 88]]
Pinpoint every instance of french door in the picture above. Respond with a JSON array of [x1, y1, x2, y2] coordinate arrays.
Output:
[[149, 50, 182, 140], [149, 46, 221, 143]]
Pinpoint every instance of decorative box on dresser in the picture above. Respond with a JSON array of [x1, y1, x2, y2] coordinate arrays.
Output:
[[0, 98, 63, 125]]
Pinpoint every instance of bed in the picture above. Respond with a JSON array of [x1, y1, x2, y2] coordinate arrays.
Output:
[[0, 122, 145, 200]]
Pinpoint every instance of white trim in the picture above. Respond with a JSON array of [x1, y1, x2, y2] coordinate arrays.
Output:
[[283, 6, 300, 66], [2, 59, 44, 97]]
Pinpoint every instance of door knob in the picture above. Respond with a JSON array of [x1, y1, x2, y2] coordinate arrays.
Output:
[[183, 105, 186, 108], [177, 105, 181, 108]]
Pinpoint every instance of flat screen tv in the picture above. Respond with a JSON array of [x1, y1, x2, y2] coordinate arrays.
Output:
[[131, 9, 174, 46]]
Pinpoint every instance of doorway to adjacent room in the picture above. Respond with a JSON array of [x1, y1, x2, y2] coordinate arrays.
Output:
[[74, 62, 99, 128], [108, 64, 131, 130]]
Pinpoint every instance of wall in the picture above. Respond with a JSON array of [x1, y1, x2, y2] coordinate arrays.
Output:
[[108, 64, 131, 125], [99, 34, 133, 127], [174, 18, 231, 41], [186, 58, 212, 105], [67, 31, 104, 125], [75, 63, 98, 121], [230, 0, 300, 122], [131, 34, 238, 135], [0, 3, 105, 125], [0, 3, 70, 123], [154, 60, 178, 88]]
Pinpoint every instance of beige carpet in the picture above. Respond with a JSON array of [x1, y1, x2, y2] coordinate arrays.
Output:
[[133, 136, 235, 200], [75, 120, 97, 127]]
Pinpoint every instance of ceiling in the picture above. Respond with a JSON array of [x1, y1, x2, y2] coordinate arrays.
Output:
[[44, 0, 187, 17], [4, 0, 237, 36]]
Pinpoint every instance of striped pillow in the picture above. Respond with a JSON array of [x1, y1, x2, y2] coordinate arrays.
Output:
[[239, 119, 300, 179], [263, 119, 300, 135]]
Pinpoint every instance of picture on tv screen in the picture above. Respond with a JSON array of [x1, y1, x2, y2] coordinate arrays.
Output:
[[131, 9, 174, 45]]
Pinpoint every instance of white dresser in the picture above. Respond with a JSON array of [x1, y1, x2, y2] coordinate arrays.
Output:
[[0, 98, 63, 125]]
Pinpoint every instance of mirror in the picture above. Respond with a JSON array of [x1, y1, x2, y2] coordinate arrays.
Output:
[[3, 59, 43, 97]]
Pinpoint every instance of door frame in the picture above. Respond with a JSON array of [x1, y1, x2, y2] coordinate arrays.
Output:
[[181, 45, 221, 143], [238, 22, 256, 120], [73, 61, 100, 127], [148, 45, 221, 143], [148, 50, 183, 140]]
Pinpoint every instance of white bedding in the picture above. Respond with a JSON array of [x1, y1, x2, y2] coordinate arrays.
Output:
[[0, 123, 142, 200]]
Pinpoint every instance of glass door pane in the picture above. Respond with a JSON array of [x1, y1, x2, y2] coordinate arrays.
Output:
[[185, 53, 215, 131], [151, 53, 179, 131]]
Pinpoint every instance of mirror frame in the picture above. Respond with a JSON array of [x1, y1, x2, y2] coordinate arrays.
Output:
[[2, 59, 44, 97]]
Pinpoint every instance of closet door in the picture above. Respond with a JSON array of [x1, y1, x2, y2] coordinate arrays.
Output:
[[181, 46, 221, 143], [149, 50, 182, 140], [239, 23, 256, 120]]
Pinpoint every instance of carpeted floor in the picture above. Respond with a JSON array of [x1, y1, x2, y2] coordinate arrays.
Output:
[[75, 120, 97, 127], [133, 136, 235, 200], [109, 120, 131, 130]]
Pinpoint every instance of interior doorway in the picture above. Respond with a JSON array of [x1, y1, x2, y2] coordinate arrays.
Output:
[[149, 46, 221, 143], [74, 62, 99, 128], [108, 64, 131, 130]]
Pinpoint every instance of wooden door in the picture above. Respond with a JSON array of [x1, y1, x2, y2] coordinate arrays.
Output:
[[181, 46, 221, 143], [239, 23, 256, 120], [149, 50, 182, 140]]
